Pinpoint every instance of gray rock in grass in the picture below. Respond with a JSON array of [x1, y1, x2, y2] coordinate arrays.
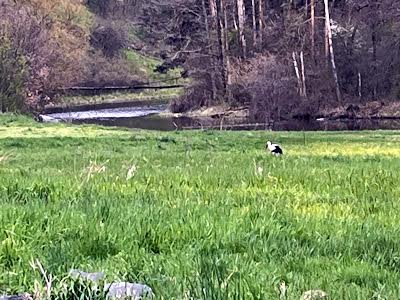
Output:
[[301, 289, 328, 300], [105, 282, 154, 300], [37, 115, 60, 123], [0, 293, 32, 300], [69, 269, 153, 299]]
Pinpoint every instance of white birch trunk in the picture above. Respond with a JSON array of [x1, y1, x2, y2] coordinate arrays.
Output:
[[251, 0, 257, 48], [300, 51, 307, 98], [311, 0, 315, 60], [292, 52, 302, 96], [324, 0, 342, 103], [258, 0, 264, 48], [236, 0, 247, 58], [209, 0, 217, 18], [216, 0, 228, 94]]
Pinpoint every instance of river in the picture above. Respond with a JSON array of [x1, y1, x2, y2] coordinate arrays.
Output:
[[43, 103, 400, 131]]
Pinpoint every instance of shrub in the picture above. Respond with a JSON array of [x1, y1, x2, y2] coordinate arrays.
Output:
[[170, 82, 211, 113], [232, 54, 299, 121], [0, 0, 91, 111], [90, 22, 128, 58], [0, 32, 27, 112], [82, 51, 141, 87]]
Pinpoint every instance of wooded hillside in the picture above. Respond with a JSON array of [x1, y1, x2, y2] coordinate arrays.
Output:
[[159, 0, 400, 119], [1, 0, 399, 119], [0, 0, 177, 111]]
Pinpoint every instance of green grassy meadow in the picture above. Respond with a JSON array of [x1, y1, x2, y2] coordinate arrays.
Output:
[[1, 114, 400, 299]]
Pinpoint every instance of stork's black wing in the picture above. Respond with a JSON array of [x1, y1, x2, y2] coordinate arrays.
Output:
[[272, 146, 283, 154]]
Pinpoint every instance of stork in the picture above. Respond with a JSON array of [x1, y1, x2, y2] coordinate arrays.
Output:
[[266, 141, 283, 156]]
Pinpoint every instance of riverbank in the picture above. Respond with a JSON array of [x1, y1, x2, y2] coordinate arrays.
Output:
[[1, 114, 400, 298], [319, 100, 400, 119], [165, 100, 400, 122], [161, 104, 249, 120]]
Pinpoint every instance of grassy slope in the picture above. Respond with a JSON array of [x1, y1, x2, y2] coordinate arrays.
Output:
[[123, 50, 183, 82], [1, 115, 400, 299], [58, 88, 183, 108]]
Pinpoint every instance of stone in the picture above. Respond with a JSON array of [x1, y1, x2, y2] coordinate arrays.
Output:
[[105, 282, 154, 300], [37, 115, 60, 123], [0, 293, 32, 300], [68, 269, 153, 299], [69, 269, 105, 283], [301, 290, 328, 300]]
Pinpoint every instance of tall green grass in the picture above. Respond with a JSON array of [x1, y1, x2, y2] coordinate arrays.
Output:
[[1, 115, 400, 299]]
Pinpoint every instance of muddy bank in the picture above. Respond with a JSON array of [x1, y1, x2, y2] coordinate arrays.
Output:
[[161, 105, 249, 120], [165, 101, 400, 121], [319, 101, 400, 120]]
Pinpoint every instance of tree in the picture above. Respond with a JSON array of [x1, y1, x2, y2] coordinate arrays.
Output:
[[201, 0, 218, 101]]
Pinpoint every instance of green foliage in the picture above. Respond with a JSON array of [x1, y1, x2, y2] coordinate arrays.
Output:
[[49, 278, 108, 300], [0, 33, 26, 112], [1, 115, 400, 299]]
